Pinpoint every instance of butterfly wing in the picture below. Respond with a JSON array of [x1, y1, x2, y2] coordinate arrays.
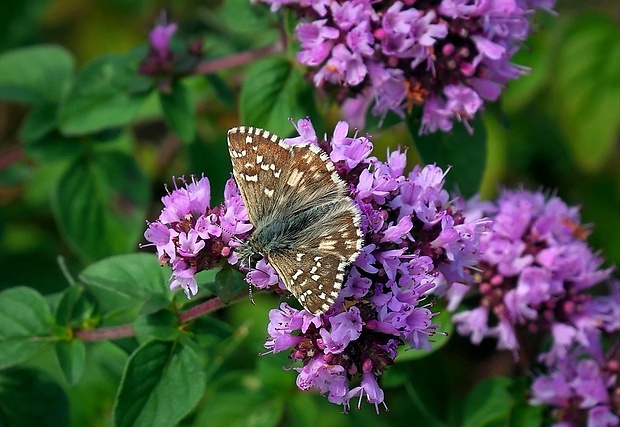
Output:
[[227, 127, 346, 227], [266, 197, 363, 314], [227, 127, 287, 226], [268, 249, 348, 315]]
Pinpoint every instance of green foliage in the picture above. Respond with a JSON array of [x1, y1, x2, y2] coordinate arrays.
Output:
[[409, 114, 487, 197], [113, 340, 206, 427], [552, 14, 620, 171], [159, 80, 196, 143], [79, 254, 170, 320], [55, 339, 86, 386], [240, 56, 315, 137], [0, 287, 54, 370], [0, 368, 70, 427], [52, 153, 149, 263], [213, 265, 247, 304], [462, 377, 514, 427], [0, 45, 74, 104], [58, 52, 151, 135]]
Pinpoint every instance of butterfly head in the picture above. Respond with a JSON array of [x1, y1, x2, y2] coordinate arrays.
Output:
[[235, 237, 264, 271]]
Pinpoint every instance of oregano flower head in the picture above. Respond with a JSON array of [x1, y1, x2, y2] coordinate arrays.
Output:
[[256, 0, 555, 133]]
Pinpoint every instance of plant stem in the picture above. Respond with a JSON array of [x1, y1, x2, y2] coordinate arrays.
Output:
[[74, 324, 135, 342], [74, 292, 248, 342], [0, 147, 23, 170], [191, 42, 283, 75]]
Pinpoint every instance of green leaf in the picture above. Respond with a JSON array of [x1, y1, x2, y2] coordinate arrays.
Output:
[[240, 56, 311, 136], [503, 25, 555, 113], [19, 103, 57, 142], [223, 0, 275, 34], [285, 393, 319, 427], [133, 310, 179, 341], [55, 285, 94, 327], [52, 151, 149, 262], [186, 315, 234, 348], [0, 287, 54, 370], [24, 132, 84, 163], [463, 377, 514, 427], [0, 368, 70, 427], [0, 44, 74, 104], [395, 308, 454, 362], [409, 114, 487, 197], [80, 253, 171, 312], [509, 376, 545, 427], [214, 266, 247, 304], [113, 340, 206, 427], [58, 53, 149, 135], [194, 392, 284, 427], [511, 397, 544, 427], [553, 13, 620, 171], [206, 74, 235, 109], [159, 80, 196, 143], [55, 339, 86, 386]]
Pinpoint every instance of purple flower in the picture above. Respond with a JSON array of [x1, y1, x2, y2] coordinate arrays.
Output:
[[448, 189, 615, 360], [296, 20, 339, 66], [258, 118, 487, 410], [530, 335, 619, 427], [256, 0, 555, 133], [139, 18, 204, 90], [150, 23, 177, 60], [143, 175, 252, 297]]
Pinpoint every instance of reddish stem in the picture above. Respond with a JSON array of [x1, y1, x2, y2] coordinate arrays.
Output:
[[178, 295, 227, 323], [191, 42, 283, 75], [73, 292, 249, 342], [0, 147, 23, 170], [74, 324, 135, 342]]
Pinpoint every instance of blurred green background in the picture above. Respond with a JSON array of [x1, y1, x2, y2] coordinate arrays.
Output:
[[0, 1, 618, 426]]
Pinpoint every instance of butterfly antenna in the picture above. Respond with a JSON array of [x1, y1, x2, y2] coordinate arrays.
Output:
[[207, 216, 246, 247], [247, 253, 256, 305]]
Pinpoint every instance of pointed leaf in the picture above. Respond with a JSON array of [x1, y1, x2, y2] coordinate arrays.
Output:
[[55, 285, 94, 328], [0, 45, 74, 104], [55, 339, 86, 386], [52, 151, 149, 262], [113, 340, 206, 427], [159, 80, 196, 143], [58, 53, 148, 135], [0, 287, 54, 370], [80, 253, 171, 315], [240, 56, 312, 137]]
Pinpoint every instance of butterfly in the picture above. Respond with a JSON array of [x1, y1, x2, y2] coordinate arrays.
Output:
[[227, 126, 364, 315]]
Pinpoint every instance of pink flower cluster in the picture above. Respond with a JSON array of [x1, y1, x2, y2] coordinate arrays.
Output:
[[143, 176, 252, 296], [258, 119, 489, 410], [257, 0, 554, 133]]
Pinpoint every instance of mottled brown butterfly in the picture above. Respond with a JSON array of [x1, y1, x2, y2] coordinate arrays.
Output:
[[227, 126, 363, 315]]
